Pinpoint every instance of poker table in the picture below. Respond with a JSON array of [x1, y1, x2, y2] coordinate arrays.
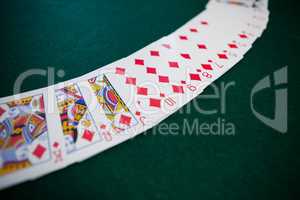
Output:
[[0, 0, 298, 199]]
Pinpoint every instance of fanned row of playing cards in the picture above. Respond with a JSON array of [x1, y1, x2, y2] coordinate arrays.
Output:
[[0, 0, 269, 189]]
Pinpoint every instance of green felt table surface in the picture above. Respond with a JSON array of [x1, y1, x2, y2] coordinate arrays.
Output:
[[0, 0, 299, 199]]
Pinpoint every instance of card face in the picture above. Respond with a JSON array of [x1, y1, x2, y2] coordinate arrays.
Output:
[[0, 95, 50, 175], [172, 9, 264, 51], [142, 37, 216, 89], [78, 73, 142, 143], [160, 34, 242, 83], [55, 84, 102, 154], [206, 0, 269, 25], [88, 75, 139, 132], [103, 41, 209, 130]]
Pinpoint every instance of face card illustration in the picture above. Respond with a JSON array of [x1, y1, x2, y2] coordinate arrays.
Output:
[[0, 95, 50, 176], [87, 75, 139, 134], [55, 84, 101, 154]]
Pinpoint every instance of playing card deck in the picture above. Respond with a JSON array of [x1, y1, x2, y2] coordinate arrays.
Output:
[[0, 0, 269, 189]]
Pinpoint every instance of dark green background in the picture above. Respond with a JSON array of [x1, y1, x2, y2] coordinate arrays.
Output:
[[0, 0, 299, 199]]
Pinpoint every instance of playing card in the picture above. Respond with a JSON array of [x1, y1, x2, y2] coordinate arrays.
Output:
[[50, 67, 144, 164], [0, 87, 67, 189], [164, 2, 270, 81], [161, 33, 243, 84], [174, 6, 267, 45], [206, 0, 269, 25], [54, 84, 102, 154], [144, 36, 220, 89], [78, 74, 141, 142], [102, 38, 217, 132]]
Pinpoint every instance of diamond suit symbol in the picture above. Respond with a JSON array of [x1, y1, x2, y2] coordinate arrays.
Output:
[[149, 98, 161, 108], [119, 115, 132, 126], [82, 130, 94, 142], [32, 144, 46, 159]]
